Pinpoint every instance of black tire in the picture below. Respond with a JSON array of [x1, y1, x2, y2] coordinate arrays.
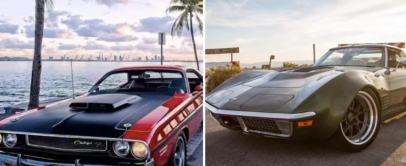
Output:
[[329, 89, 381, 152], [167, 132, 187, 166]]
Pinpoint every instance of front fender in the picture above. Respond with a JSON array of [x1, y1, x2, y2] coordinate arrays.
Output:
[[292, 70, 386, 139]]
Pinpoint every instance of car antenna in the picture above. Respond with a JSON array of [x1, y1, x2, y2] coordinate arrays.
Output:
[[70, 59, 75, 99], [120, 123, 132, 140]]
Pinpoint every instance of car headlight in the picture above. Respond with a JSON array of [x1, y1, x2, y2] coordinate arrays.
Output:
[[112, 141, 130, 157], [131, 142, 148, 159], [3, 134, 17, 148]]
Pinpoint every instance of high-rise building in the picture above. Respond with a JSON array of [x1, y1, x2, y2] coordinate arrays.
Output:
[[146, 56, 149, 61]]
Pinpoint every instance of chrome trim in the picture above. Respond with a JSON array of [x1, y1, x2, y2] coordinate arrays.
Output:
[[0, 152, 155, 166], [0, 131, 145, 143], [236, 117, 248, 132], [209, 113, 221, 124], [26, 135, 108, 152], [249, 129, 290, 138], [205, 102, 316, 120]]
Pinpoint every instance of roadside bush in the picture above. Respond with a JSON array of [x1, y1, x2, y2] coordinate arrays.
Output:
[[300, 64, 314, 67], [206, 66, 241, 93], [283, 62, 299, 68]]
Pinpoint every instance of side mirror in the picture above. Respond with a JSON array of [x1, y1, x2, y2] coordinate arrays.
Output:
[[195, 85, 203, 92]]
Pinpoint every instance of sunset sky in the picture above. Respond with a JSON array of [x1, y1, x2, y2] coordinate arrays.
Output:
[[205, 0, 406, 63], [0, 0, 203, 60]]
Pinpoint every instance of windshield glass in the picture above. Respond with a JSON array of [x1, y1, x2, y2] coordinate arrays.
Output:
[[314, 47, 384, 67], [90, 70, 187, 95]]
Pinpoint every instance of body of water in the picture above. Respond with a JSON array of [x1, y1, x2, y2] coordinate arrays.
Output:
[[0, 61, 202, 108]]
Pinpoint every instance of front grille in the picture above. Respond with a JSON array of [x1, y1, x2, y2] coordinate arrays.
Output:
[[241, 117, 282, 134], [27, 135, 108, 152]]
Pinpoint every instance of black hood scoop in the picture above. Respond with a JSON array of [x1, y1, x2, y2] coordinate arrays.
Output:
[[69, 93, 138, 111]]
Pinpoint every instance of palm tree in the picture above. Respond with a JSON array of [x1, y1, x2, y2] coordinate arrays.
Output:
[[166, 0, 203, 71], [28, 0, 54, 109]]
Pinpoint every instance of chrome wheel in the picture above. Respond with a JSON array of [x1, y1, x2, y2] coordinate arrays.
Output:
[[174, 137, 186, 166], [340, 91, 378, 145]]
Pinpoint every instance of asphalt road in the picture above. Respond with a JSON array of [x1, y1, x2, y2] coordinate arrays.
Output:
[[187, 126, 204, 166], [205, 110, 406, 166]]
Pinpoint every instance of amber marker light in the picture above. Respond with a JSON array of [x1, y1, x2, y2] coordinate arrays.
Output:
[[298, 120, 313, 127]]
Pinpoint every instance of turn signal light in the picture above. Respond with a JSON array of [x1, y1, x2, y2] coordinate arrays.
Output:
[[298, 120, 313, 127]]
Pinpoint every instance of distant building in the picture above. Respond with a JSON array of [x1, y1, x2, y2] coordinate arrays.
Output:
[[146, 56, 149, 61], [49, 57, 53, 60]]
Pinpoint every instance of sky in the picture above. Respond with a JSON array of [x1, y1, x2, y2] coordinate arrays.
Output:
[[205, 0, 406, 63], [0, 0, 203, 61]]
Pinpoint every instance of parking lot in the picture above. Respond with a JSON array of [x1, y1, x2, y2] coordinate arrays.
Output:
[[205, 110, 406, 166]]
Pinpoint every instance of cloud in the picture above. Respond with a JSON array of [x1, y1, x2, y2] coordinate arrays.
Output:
[[83, 41, 109, 50], [58, 44, 80, 50], [0, 22, 19, 34], [61, 15, 84, 29], [23, 16, 34, 23], [97, 34, 138, 42], [134, 16, 174, 34], [0, 38, 33, 49], [62, 15, 134, 38], [135, 43, 159, 53], [142, 37, 157, 44], [25, 25, 75, 38], [83, 0, 132, 7], [46, 11, 69, 28], [110, 44, 136, 51]]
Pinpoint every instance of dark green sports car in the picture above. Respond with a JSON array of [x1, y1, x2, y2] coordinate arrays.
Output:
[[205, 44, 406, 152]]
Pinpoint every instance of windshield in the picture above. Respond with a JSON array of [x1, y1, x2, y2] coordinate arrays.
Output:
[[314, 47, 384, 67], [90, 70, 187, 95]]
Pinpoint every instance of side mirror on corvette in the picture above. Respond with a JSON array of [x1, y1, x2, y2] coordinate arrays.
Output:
[[195, 85, 203, 92]]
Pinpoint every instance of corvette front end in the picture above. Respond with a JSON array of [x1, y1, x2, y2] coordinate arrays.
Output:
[[206, 102, 317, 138]]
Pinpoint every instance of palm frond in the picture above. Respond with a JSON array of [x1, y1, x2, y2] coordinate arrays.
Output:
[[194, 14, 203, 35], [45, 0, 54, 12], [166, 5, 186, 14], [171, 11, 189, 37], [194, 7, 203, 14]]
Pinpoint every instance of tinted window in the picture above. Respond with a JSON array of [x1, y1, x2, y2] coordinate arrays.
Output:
[[315, 47, 384, 67]]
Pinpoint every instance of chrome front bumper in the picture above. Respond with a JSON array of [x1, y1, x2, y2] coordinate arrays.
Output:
[[205, 102, 315, 120], [206, 102, 316, 138], [0, 153, 155, 166]]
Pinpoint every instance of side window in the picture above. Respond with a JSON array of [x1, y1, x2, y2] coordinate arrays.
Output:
[[98, 73, 128, 90], [388, 49, 400, 68], [186, 72, 199, 79]]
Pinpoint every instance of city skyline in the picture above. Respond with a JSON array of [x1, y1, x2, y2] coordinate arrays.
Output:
[[0, 0, 203, 61]]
